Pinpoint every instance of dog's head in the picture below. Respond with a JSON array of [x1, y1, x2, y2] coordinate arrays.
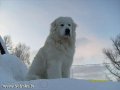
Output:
[[50, 17, 77, 40]]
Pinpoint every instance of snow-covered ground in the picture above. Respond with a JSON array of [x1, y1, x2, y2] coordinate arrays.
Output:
[[0, 79, 120, 90]]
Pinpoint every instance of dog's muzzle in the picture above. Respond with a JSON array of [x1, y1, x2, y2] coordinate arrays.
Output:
[[65, 28, 70, 36]]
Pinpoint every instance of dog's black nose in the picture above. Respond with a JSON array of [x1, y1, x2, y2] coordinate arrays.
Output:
[[65, 28, 70, 36]]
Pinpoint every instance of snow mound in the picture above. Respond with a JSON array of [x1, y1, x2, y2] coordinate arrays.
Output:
[[0, 54, 28, 82]]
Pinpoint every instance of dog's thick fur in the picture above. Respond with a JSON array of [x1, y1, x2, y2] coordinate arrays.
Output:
[[27, 17, 76, 79]]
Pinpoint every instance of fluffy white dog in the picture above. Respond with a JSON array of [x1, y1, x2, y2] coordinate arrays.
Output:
[[27, 17, 76, 79]]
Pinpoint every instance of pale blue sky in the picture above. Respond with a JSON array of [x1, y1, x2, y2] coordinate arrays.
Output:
[[0, 0, 120, 65]]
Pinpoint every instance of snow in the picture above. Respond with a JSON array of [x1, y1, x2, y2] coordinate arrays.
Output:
[[0, 79, 120, 90], [0, 54, 28, 82]]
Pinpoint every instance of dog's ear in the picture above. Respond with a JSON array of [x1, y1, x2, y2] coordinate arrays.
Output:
[[51, 20, 56, 27], [72, 22, 77, 31], [68, 17, 77, 31], [51, 19, 57, 32], [50, 19, 58, 36]]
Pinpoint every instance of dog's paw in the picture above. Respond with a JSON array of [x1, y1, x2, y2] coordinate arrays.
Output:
[[26, 75, 40, 80]]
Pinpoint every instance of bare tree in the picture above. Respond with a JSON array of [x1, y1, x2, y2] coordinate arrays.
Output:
[[13, 43, 30, 66], [3, 35, 31, 67], [103, 34, 120, 81]]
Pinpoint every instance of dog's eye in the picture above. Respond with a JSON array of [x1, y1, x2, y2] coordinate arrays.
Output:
[[60, 24, 64, 27], [68, 24, 71, 26]]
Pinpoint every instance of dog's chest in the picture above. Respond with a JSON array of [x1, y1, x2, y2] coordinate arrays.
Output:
[[46, 44, 74, 61]]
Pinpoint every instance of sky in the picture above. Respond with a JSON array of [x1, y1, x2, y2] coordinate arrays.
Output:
[[0, 0, 120, 65]]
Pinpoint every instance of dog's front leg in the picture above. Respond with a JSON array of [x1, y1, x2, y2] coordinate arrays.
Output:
[[47, 61, 62, 79], [62, 68, 70, 78]]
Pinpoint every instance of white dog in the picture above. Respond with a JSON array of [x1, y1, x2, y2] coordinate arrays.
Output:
[[27, 17, 76, 79]]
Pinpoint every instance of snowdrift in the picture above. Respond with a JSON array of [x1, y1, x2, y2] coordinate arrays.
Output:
[[0, 54, 28, 82]]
